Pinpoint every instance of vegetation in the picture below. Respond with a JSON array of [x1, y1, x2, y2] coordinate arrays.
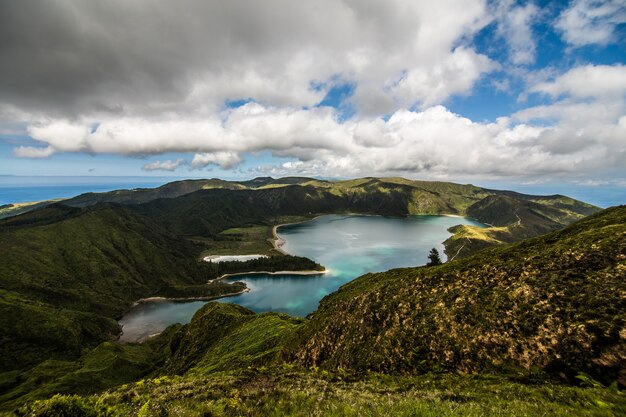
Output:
[[0, 177, 613, 415], [2, 177, 599, 259], [205, 255, 324, 278], [289, 206, 626, 386], [0, 200, 61, 220], [426, 248, 442, 266], [0, 204, 244, 371], [14, 370, 625, 417], [0, 325, 182, 411]]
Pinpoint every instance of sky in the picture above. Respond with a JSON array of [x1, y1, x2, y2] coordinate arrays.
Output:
[[0, 0, 625, 198]]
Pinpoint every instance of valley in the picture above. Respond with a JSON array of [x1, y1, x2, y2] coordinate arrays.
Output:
[[0, 177, 621, 415]]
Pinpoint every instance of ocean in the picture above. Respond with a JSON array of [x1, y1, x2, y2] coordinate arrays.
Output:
[[0, 176, 180, 205]]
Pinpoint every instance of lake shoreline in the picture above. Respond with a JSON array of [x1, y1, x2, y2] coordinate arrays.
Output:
[[213, 268, 329, 282], [118, 214, 483, 343], [124, 288, 250, 311]]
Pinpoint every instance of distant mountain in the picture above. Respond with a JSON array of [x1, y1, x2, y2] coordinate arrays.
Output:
[[3, 178, 599, 256], [116, 177, 599, 256], [63, 178, 246, 207]]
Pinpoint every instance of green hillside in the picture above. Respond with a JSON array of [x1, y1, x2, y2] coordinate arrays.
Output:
[[7, 206, 624, 416], [290, 206, 626, 384], [0, 177, 610, 414], [2, 177, 598, 259], [0, 204, 246, 371], [0, 178, 600, 371], [63, 179, 246, 208], [121, 178, 598, 256]]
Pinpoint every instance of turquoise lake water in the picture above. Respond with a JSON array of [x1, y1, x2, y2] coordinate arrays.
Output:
[[118, 214, 484, 342]]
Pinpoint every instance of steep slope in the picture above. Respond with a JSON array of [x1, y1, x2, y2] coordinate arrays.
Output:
[[445, 193, 600, 258], [0, 178, 602, 379], [127, 179, 598, 249], [129, 185, 413, 237], [290, 206, 626, 385], [0, 200, 62, 220], [0, 204, 244, 371]]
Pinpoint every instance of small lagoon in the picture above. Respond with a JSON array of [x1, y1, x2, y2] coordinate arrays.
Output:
[[119, 214, 484, 342]]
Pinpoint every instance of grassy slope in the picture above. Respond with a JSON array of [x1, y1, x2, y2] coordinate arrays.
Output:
[[0, 200, 62, 220], [0, 325, 182, 411], [0, 178, 609, 414], [18, 369, 625, 417], [289, 206, 626, 385], [0, 204, 245, 371], [63, 179, 245, 208], [13, 176, 596, 253]]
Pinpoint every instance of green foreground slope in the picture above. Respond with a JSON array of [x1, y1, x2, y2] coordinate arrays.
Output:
[[0, 177, 609, 415], [290, 206, 626, 384]]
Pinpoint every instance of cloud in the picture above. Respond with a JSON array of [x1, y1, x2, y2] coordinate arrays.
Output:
[[142, 159, 187, 172], [530, 64, 626, 99], [0, 0, 492, 120], [191, 152, 243, 169], [379, 47, 495, 110], [2, 1, 625, 183], [519, 64, 626, 128], [556, 0, 626, 46], [14, 95, 626, 179], [13, 146, 55, 159], [493, 0, 540, 65], [27, 121, 91, 153]]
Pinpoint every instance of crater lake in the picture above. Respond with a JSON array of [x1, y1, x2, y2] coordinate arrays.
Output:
[[118, 214, 485, 342]]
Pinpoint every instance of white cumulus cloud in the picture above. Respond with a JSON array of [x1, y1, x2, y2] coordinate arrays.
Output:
[[142, 159, 187, 172], [191, 152, 243, 169], [556, 0, 626, 47], [13, 146, 55, 159], [529, 64, 626, 99], [493, 0, 540, 65]]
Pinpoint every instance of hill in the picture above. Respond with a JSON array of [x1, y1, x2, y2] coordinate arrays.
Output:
[[2, 177, 598, 258], [289, 206, 626, 385], [0, 177, 608, 413], [119, 178, 598, 256], [0, 178, 600, 370], [8, 206, 624, 416], [0, 203, 246, 371]]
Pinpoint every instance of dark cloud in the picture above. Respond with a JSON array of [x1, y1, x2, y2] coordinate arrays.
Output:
[[0, 0, 490, 119]]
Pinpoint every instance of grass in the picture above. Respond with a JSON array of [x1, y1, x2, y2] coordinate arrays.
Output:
[[0, 325, 181, 412], [198, 225, 276, 256], [187, 313, 305, 375], [0, 200, 63, 220], [289, 206, 626, 384], [197, 215, 313, 257], [14, 370, 624, 416], [0, 179, 611, 415], [443, 224, 512, 259], [0, 205, 245, 372]]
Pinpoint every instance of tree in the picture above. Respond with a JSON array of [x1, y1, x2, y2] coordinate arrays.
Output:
[[426, 248, 442, 266]]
